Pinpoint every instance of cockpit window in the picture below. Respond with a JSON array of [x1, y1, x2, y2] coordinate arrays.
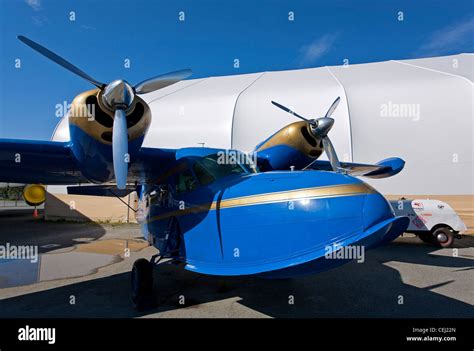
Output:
[[193, 153, 256, 185], [175, 170, 198, 194], [193, 162, 215, 185]]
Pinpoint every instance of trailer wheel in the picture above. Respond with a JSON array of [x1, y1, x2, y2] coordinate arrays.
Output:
[[432, 227, 455, 248]]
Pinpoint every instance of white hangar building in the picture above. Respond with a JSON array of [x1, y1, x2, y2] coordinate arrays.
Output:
[[137, 53, 473, 195], [51, 53, 473, 221]]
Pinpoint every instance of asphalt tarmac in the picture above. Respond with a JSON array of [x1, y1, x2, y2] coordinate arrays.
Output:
[[0, 209, 473, 318]]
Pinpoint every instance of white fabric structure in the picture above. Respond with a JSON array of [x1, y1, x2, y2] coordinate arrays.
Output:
[[53, 54, 474, 195]]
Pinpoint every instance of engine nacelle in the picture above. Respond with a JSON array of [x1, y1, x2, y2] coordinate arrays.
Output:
[[67, 89, 152, 182], [68, 88, 151, 146], [255, 121, 323, 171], [23, 184, 46, 206]]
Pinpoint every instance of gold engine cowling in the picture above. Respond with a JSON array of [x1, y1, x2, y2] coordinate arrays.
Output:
[[68, 88, 151, 144], [23, 184, 46, 207], [256, 121, 324, 160]]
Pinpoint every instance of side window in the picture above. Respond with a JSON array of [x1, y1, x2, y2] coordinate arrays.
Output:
[[175, 170, 198, 194], [193, 163, 215, 185]]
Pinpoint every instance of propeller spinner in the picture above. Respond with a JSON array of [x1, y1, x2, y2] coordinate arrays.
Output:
[[270, 97, 342, 172], [18, 35, 192, 189]]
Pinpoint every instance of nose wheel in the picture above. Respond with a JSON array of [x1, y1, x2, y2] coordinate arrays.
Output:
[[131, 258, 153, 311]]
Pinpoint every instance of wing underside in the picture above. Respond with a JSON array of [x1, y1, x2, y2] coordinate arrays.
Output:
[[0, 139, 176, 186], [0, 139, 87, 184]]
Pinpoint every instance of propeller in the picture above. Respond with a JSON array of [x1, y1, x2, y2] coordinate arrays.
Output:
[[18, 35, 192, 189], [270, 97, 342, 172], [112, 109, 128, 189], [134, 69, 193, 94]]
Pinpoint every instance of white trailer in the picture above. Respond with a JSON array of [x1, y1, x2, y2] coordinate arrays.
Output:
[[389, 198, 467, 248]]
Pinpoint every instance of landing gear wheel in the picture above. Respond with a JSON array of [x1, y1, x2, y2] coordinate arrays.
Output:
[[131, 258, 153, 311], [166, 217, 181, 255], [432, 227, 454, 248]]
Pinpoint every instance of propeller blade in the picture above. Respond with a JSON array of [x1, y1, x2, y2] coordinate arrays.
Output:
[[17, 35, 104, 88], [322, 136, 341, 172], [112, 109, 129, 189], [324, 96, 341, 118], [270, 101, 309, 121], [134, 69, 192, 94]]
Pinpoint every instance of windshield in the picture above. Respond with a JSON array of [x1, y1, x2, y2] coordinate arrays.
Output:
[[193, 153, 256, 185]]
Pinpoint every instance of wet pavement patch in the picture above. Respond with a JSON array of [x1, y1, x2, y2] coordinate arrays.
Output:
[[0, 239, 148, 288], [0, 259, 40, 288]]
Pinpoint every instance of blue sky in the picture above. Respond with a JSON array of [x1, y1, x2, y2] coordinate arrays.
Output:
[[0, 0, 473, 140]]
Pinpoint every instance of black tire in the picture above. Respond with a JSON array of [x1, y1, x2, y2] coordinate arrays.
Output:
[[432, 227, 455, 248], [166, 217, 181, 255], [131, 258, 153, 311]]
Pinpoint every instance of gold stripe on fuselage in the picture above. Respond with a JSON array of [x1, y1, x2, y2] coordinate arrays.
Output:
[[149, 183, 375, 223]]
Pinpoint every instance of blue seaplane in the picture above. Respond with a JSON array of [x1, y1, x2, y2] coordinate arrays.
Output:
[[0, 36, 409, 309]]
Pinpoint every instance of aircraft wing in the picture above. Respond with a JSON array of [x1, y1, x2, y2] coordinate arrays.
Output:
[[307, 157, 405, 179], [0, 139, 176, 185], [127, 147, 176, 183], [0, 139, 87, 184]]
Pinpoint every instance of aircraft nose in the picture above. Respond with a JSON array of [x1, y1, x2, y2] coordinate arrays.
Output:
[[362, 190, 394, 230]]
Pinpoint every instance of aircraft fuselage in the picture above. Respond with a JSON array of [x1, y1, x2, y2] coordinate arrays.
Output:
[[137, 155, 406, 278]]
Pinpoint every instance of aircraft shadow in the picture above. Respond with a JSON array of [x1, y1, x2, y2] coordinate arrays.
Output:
[[0, 237, 472, 318], [0, 206, 107, 255]]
